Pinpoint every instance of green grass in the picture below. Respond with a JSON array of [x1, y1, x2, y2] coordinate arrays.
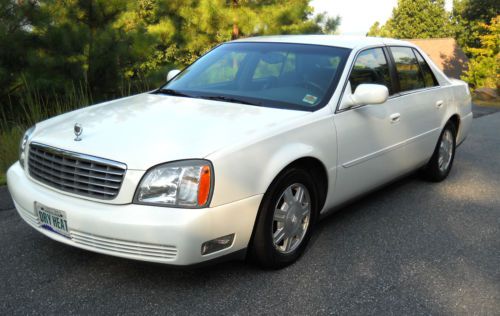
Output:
[[0, 77, 154, 186], [473, 97, 500, 108], [0, 82, 92, 185], [0, 127, 23, 185]]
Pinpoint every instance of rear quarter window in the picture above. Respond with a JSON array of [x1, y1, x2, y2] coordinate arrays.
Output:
[[413, 49, 439, 87]]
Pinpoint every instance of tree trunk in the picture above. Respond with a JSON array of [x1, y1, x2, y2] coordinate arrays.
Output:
[[231, 0, 239, 40]]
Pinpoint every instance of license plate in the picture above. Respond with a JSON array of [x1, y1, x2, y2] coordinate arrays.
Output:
[[35, 202, 70, 238]]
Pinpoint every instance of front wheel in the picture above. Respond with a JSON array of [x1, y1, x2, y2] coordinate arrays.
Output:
[[250, 168, 318, 269], [422, 122, 457, 182]]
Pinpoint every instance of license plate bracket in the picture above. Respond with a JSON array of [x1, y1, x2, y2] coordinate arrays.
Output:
[[35, 202, 70, 238]]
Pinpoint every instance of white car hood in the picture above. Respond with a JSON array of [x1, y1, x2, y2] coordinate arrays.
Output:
[[31, 93, 308, 170]]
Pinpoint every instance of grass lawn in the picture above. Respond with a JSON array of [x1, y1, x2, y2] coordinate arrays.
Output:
[[473, 97, 500, 108], [0, 127, 23, 186]]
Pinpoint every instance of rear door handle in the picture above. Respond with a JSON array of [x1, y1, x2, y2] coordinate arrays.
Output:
[[436, 100, 444, 108], [390, 113, 401, 123]]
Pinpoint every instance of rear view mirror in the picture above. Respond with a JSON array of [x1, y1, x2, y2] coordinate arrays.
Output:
[[339, 82, 388, 110], [167, 69, 181, 82]]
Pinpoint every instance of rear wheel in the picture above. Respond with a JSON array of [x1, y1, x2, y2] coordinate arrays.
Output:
[[422, 122, 457, 182], [250, 168, 317, 269]]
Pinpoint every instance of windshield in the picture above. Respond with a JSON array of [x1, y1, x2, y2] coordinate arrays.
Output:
[[160, 42, 351, 111]]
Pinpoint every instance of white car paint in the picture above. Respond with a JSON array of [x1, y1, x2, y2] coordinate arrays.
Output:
[[7, 36, 472, 265]]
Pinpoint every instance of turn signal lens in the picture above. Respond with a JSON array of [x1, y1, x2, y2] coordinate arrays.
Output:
[[201, 234, 235, 255], [197, 165, 211, 207]]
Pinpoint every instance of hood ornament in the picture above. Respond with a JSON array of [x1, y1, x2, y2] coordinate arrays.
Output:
[[74, 123, 83, 141]]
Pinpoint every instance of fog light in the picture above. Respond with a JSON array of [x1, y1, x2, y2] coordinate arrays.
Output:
[[201, 234, 235, 255]]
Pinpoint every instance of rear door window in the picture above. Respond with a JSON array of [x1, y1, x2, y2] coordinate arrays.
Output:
[[390, 47, 426, 92]]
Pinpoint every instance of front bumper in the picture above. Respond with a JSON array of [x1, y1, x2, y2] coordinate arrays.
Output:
[[7, 162, 262, 265]]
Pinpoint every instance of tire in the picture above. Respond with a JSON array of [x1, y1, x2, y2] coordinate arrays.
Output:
[[422, 122, 457, 182], [250, 167, 318, 269]]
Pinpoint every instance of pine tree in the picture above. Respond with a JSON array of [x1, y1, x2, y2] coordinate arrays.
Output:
[[1, 0, 341, 104], [367, 0, 453, 39], [453, 0, 500, 49]]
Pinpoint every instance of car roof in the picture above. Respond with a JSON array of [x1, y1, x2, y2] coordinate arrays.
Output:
[[231, 35, 414, 50]]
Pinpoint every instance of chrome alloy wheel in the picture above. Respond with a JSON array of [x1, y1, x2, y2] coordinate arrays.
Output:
[[438, 129, 454, 172], [272, 183, 311, 254]]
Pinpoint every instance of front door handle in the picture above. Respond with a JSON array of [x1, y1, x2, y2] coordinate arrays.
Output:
[[436, 100, 444, 108], [390, 113, 401, 123]]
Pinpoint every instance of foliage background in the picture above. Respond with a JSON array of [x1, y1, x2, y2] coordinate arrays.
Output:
[[0, 0, 341, 183], [0, 0, 499, 184], [367, 0, 499, 90], [0, 0, 339, 111]]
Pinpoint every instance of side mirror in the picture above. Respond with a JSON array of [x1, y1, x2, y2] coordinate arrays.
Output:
[[167, 69, 181, 82], [339, 82, 389, 110]]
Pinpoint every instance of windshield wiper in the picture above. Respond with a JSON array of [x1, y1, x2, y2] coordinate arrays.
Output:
[[157, 90, 260, 106], [155, 88, 193, 97], [199, 95, 260, 106]]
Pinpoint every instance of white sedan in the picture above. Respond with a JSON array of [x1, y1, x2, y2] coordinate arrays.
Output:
[[7, 36, 472, 268]]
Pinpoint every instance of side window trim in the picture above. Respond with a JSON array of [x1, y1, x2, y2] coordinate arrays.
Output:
[[383, 46, 400, 94], [411, 48, 428, 88]]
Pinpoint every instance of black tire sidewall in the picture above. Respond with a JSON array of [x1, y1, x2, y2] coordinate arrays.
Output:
[[425, 122, 457, 181], [251, 167, 318, 269]]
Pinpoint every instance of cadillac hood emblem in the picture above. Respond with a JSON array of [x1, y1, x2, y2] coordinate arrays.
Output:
[[74, 123, 83, 141]]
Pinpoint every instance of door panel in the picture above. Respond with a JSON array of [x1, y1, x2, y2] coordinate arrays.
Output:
[[389, 47, 445, 164], [391, 90, 442, 166], [331, 46, 443, 205], [334, 98, 416, 205]]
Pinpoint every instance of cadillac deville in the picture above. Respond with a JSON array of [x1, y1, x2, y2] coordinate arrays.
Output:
[[7, 36, 472, 268]]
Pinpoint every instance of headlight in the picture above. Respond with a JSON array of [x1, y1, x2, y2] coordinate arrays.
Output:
[[19, 126, 35, 168], [134, 160, 213, 208]]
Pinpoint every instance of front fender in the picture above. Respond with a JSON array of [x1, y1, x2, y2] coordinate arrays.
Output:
[[207, 116, 338, 208]]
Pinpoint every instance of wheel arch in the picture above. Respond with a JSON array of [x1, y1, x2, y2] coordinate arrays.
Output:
[[447, 114, 461, 137], [248, 155, 330, 259], [259, 154, 329, 217], [284, 157, 329, 212]]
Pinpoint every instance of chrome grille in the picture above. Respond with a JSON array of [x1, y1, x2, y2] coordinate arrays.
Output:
[[28, 143, 126, 200]]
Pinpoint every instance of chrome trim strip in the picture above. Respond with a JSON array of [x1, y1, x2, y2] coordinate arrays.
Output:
[[342, 127, 440, 168], [29, 142, 127, 170], [28, 156, 122, 188], [28, 151, 123, 184], [70, 230, 178, 259], [28, 142, 127, 200], [27, 164, 118, 195]]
